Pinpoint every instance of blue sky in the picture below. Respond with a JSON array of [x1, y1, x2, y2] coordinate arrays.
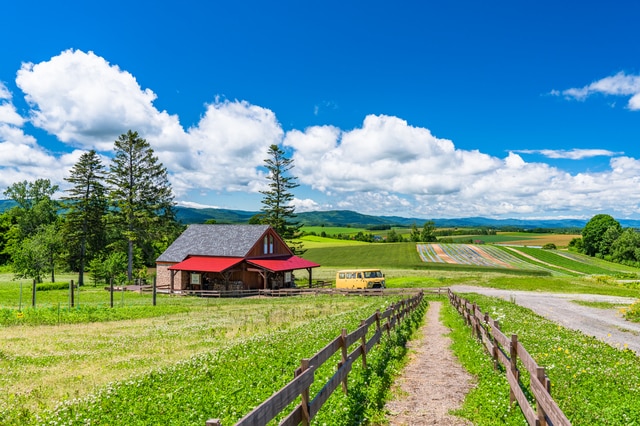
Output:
[[1, 0, 640, 220]]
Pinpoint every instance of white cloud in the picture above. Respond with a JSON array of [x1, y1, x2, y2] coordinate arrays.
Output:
[[291, 197, 321, 212], [0, 123, 81, 193], [176, 200, 221, 209], [285, 114, 500, 196], [285, 115, 640, 218], [16, 49, 185, 151], [556, 72, 640, 110], [5, 50, 640, 220], [0, 84, 67, 192], [12, 50, 284, 200], [513, 148, 623, 160], [166, 98, 284, 197], [0, 82, 25, 126]]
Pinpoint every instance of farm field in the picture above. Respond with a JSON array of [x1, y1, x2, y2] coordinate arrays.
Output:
[[0, 287, 408, 424], [3, 234, 640, 424], [447, 231, 579, 247], [413, 243, 640, 278]]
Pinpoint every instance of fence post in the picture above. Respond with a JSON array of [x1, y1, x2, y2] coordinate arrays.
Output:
[[491, 319, 500, 370], [152, 276, 157, 306], [300, 358, 311, 426], [340, 328, 348, 393], [360, 320, 367, 370], [469, 303, 476, 337], [509, 334, 519, 405], [70, 279, 75, 308], [536, 367, 548, 426], [32, 279, 36, 308], [110, 278, 114, 308], [205, 419, 221, 426]]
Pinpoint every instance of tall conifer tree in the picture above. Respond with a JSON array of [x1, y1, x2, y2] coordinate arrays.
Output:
[[259, 144, 304, 253], [62, 149, 107, 286], [106, 130, 177, 280]]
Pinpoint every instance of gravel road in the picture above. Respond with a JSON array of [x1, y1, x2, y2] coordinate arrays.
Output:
[[449, 285, 640, 354]]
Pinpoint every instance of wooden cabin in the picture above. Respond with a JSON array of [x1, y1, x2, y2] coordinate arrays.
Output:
[[155, 224, 320, 292]]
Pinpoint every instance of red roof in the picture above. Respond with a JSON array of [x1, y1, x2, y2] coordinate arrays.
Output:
[[247, 256, 320, 272], [168, 256, 243, 272]]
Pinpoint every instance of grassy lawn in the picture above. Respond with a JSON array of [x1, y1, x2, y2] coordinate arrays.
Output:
[[0, 291, 400, 423], [447, 294, 640, 425], [2, 234, 640, 424]]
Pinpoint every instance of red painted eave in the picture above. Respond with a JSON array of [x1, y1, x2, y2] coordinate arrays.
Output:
[[247, 256, 320, 272], [168, 256, 243, 273]]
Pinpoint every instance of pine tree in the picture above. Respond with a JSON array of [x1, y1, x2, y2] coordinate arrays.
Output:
[[62, 150, 108, 286], [260, 144, 304, 253], [106, 130, 178, 280]]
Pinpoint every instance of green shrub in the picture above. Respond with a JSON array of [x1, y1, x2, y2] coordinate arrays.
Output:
[[36, 282, 73, 291]]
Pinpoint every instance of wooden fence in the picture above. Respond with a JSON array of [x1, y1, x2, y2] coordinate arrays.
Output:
[[161, 286, 446, 298], [448, 290, 571, 426], [205, 291, 425, 426]]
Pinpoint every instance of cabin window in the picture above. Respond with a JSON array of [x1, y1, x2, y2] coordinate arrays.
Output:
[[264, 235, 274, 254]]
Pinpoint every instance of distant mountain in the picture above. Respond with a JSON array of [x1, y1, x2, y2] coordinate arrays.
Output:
[[3, 199, 640, 230], [174, 206, 594, 230], [175, 207, 257, 224], [0, 199, 16, 212]]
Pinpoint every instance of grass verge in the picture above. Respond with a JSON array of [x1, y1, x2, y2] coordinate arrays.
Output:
[[446, 293, 640, 425]]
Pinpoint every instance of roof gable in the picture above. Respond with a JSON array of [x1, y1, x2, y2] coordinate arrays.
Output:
[[156, 224, 272, 262]]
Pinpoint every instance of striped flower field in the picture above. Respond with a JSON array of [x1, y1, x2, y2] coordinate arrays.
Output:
[[417, 244, 550, 272]]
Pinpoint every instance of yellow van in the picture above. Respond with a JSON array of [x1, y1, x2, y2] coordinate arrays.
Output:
[[335, 269, 385, 289]]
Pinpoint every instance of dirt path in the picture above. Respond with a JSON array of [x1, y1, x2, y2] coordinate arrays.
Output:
[[450, 285, 640, 354], [385, 301, 474, 425]]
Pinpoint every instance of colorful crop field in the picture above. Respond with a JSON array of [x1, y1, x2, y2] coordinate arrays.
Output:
[[417, 243, 551, 272]]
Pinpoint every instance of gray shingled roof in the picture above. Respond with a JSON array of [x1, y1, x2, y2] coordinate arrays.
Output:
[[156, 224, 271, 262]]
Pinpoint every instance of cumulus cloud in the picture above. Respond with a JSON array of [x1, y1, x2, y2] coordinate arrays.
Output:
[[555, 72, 640, 110], [16, 49, 186, 151], [0, 82, 73, 192], [167, 98, 283, 196], [4, 50, 640, 220], [284, 115, 640, 218], [284, 114, 501, 196], [12, 49, 284, 199], [513, 148, 623, 160], [290, 197, 321, 212]]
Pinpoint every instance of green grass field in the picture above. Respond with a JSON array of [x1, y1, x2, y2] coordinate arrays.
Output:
[[2, 233, 640, 425]]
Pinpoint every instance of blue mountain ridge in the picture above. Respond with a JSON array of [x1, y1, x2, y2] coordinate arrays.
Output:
[[3, 199, 640, 229]]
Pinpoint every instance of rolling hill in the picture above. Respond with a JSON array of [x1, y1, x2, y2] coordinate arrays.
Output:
[[3, 198, 640, 230], [174, 206, 594, 229]]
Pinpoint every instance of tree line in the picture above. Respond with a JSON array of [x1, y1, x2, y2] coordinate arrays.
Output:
[[569, 213, 640, 267], [0, 138, 303, 285], [303, 221, 438, 243], [0, 131, 181, 286]]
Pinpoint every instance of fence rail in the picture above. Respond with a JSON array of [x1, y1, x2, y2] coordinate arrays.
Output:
[[206, 291, 425, 426], [163, 287, 445, 298], [448, 290, 571, 426]]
